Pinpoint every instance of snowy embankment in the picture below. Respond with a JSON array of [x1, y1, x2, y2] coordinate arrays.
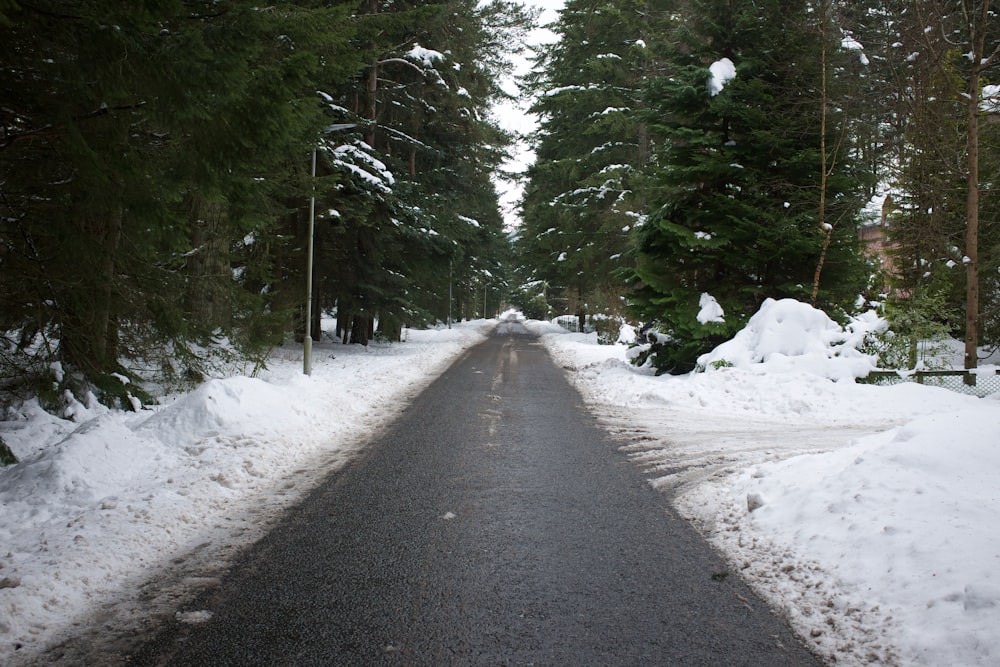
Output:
[[533, 299, 1000, 667], [0, 322, 489, 664]]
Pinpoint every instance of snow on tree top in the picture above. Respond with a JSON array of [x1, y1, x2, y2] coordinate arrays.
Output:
[[407, 43, 445, 67], [707, 58, 736, 96]]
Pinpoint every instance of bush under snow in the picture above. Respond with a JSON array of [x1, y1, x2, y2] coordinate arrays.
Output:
[[697, 298, 886, 381]]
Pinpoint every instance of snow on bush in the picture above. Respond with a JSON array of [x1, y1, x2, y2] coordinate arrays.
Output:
[[697, 298, 885, 381], [696, 292, 725, 324]]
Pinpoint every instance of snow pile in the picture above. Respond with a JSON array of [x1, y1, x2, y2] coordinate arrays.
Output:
[[0, 322, 489, 663], [537, 299, 896, 420], [698, 298, 884, 381], [0, 416, 164, 507], [137, 376, 321, 449], [718, 403, 1000, 666], [537, 299, 1000, 666]]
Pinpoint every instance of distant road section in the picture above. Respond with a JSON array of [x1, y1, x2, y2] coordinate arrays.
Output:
[[128, 322, 819, 665]]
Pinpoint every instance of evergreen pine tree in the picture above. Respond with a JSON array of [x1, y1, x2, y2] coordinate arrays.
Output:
[[0, 1, 361, 401], [293, 0, 524, 341], [516, 0, 664, 323], [627, 0, 868, 373]]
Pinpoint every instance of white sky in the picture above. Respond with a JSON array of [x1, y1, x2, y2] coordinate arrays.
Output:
[[493, 0, 565, 230]]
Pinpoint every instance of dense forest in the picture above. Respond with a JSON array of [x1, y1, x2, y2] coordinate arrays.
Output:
[[1, 0, 529, 410], [3, 0, 1000, 417], [514, 0, 1000, 373]]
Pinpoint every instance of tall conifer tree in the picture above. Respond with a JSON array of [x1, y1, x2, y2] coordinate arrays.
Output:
[[627, 0, 868, 373], [516, 0, 666, 321], [0, 1, 361, 399], [297, 0, 525, 341]]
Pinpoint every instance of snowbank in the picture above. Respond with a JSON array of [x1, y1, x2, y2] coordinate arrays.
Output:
[[4, 299, 999, 666], [712, 402, 1000, 665]]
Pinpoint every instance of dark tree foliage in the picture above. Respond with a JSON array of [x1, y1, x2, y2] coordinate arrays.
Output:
[[626, 0, 869, 373], [0, 2, 363, 405], [0, 0, 522, 411], [271, 0, 527, 345], [514, 0, 667, 322], [511, 0, 1000, 372]]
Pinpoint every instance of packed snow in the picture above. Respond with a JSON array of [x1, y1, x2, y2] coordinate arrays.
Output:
[[697, 298, 884, 382], [532, 300, 1000, 666], [2, 301, 999, 666]]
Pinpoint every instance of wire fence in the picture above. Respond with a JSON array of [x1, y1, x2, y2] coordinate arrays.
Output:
[[554, 315, 595, 334], [860, 369, 1000, 398]]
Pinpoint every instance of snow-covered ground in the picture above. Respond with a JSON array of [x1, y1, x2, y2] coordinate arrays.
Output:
[[532, 300, 1000, 667], [0, 321, 490, 665], [2, 302, 999, 666]]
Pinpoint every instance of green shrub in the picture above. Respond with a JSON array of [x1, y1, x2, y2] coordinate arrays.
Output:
[[0, 436, 16, 466]]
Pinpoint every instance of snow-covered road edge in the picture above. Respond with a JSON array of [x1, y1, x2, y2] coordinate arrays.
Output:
[[0, 322, 490, 664], [534, 318, 1000, 667]]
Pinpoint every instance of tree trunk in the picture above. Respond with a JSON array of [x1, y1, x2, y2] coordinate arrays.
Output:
[[337, 306, 352, 343], [365, 0, 379, 148], [962, 0, 992, 373], [378, 314, 403, 342], [310, 289, 322, 342], [811, 0, 831, 307], [964, 77, 981, 373], [61, 207, 123, 374], [350, 313, 371, 346], [185, 193, 232, 331]]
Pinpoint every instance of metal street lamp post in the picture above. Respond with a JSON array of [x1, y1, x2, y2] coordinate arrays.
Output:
[[304, 149, 317, 375]]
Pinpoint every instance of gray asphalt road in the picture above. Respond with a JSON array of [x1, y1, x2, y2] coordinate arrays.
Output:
[[127, 322, 820, 666]]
